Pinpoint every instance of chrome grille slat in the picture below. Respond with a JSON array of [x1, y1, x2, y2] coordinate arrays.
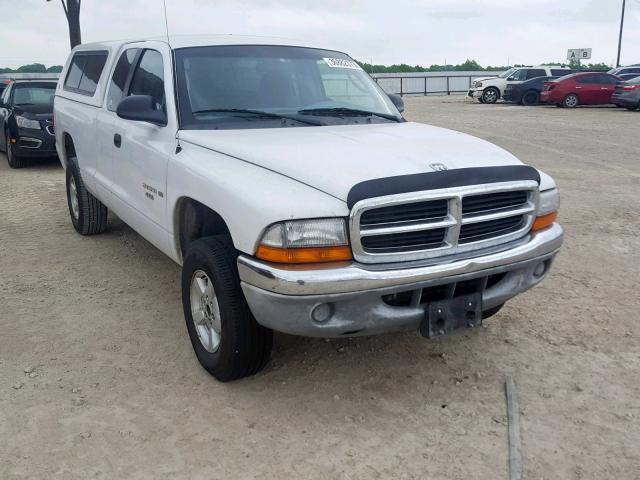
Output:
[[349, 181, 539, 264], [360, 216, 457, 237]]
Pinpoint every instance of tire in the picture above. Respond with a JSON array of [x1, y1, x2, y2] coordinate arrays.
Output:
[[5, 131, 27, 169], [182, 236, 273, 382], [65, 160, 108, 235], [482, 303, 505, 320], [478, 97, 485, 104], [481, 87, 499, 104], [521, 90, 539, 106], [563, 93, 579, 108]]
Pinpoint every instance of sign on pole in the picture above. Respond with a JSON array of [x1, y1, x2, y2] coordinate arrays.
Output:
[[567, 48, 592, 61]]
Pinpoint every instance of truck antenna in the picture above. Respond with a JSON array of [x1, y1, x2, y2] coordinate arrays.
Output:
[[162, 0, 171, 46]]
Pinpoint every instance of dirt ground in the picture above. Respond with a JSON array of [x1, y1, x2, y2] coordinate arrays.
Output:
[[1, 97, 639, 480]]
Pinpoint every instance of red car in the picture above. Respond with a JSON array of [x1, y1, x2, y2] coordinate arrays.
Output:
[[540, 72, 622, 108]]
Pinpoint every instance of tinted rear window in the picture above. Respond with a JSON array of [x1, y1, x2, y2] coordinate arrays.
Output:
[[64, 51, 108, 96], [551, 69, 571, 76]]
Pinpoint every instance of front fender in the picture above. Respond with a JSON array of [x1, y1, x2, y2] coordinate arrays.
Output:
[[166, 141, 349, 258]]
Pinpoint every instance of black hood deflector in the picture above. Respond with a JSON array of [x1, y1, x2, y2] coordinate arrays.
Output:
[[347, 166, 540, 208]]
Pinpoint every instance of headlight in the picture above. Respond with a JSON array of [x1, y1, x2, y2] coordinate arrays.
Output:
[[532, 188, 560, 232], [476, 82, 482, 88], [538, 188, 560, 216], [16, 116, 41, 130], [256, 218, 352, 264]]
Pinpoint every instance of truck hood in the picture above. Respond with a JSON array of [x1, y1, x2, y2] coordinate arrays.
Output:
[[473, 76, 498, 83], [178, 122, 525, 202]]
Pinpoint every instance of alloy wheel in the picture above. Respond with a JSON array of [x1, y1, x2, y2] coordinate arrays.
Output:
[[190, 270, 222, 353]]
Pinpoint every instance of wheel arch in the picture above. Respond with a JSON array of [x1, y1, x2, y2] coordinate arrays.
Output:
[[60, 132, 77, 169], [173, 197, 234, 263]]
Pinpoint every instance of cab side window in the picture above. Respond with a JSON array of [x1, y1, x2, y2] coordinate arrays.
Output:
[[106, 48, 140, 111], [64, 51, 108, 96], [128, 50, 165, 110]]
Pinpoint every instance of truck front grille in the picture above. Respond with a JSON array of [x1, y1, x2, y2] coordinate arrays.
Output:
[[350, 181, 539, 263]]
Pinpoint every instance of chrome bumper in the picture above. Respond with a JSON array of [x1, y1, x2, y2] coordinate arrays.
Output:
[[238, 224, 563, 296], [237, 224, 563, 337]]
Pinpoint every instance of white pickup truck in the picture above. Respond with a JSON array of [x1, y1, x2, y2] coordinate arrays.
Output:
[[468, 66, 572, 104], [54, 36, 563, 381]]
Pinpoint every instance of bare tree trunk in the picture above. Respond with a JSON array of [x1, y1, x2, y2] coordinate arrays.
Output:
[[66, 0, 82, 48]]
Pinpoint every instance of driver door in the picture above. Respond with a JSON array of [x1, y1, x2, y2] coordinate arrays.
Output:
[[108, 41, 177, 248]]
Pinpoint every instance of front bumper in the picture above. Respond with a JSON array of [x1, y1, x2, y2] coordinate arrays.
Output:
[[14, 128, 56, 157], [467, 88, 483, 99], [238, 223, 564, 337]]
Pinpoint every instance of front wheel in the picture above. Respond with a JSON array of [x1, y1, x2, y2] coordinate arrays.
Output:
[[481, 88, 499, 104], [563, 94, 579, 108], [6, 131, 27, 169], [182, 236, 273, 382]]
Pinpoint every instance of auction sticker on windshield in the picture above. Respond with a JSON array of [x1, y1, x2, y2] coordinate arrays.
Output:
[[323, 58, 362, 70]]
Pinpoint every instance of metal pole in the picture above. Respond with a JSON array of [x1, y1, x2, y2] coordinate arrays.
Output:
[[617, 0, 626, 67]]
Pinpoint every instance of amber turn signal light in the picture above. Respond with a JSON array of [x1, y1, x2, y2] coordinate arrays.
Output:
[[531, 211, 558, 232], [256, 245, 353, 264]]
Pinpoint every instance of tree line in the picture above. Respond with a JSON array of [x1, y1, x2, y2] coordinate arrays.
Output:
[[0, 63, 63, 74], [358, 59, 612, 74]]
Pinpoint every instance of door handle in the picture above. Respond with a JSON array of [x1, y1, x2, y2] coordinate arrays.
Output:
[[114, 133, 122, 148]]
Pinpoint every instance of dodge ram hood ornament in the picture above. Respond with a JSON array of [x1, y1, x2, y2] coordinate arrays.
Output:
[[429, 163, 448, 172]]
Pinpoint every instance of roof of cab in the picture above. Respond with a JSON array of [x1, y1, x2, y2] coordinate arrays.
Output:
[[73, 34, 322, 52]]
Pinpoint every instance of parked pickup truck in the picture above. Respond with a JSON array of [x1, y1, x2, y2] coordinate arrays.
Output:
[[54, 36, 563, 381], [468, 66, 572, 104]]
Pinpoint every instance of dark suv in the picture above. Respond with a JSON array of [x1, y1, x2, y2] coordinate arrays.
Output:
[[503, 76, 559, 105], [0, 79, 58, 168]]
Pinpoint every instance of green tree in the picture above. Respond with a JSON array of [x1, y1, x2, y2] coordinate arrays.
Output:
[[16, 63, 47, 73]]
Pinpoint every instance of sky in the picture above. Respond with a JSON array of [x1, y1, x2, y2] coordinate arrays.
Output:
[[0, 0, 639, 69]]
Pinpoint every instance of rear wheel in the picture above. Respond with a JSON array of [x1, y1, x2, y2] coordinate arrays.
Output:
[[6, 131, 27, 169], [521, 90, 539, 106], [481, 87, 499, 104], [66, 161, 108, 235], [563, 93, 579, 108], [182, 236, 273, 382]]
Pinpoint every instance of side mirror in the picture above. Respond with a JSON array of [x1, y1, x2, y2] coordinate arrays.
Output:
[[388, 93, 405, 113], [116, 95, 167, 126]]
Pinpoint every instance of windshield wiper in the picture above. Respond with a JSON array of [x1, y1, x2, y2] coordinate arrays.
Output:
[[191, 108, 324, 126], [297, 107, 402, 122]]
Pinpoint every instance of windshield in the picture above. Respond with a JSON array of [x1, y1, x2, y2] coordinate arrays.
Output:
[[174, 45, 401, 129], [13, 83, 56, 111], [498, 68, 518, 79]]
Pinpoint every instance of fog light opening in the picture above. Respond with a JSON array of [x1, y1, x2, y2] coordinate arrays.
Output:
[[311, 303, 333, 324], [533, 261, 547, 278]]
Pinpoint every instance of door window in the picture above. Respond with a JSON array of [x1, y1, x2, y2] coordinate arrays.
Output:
[[128, 50, 165, 110], [106, 48, 140, 111], [526, 69, 546, 80], [1, 84, 12, 105], [508, 69, 527, 81], [576, 75, 599, 84]]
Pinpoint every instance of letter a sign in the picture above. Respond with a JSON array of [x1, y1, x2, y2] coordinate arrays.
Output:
[[567, 48, 592, 61]]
